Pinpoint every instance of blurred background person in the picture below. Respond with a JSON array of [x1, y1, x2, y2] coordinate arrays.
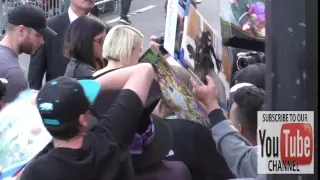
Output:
[[119, 0, 133, 25], [64, 16, 112, 78], [28, 0, 95, 90], [0, 5, 56, 104]]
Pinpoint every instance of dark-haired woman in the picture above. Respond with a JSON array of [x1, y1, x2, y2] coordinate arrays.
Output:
[[64, 16, 112, 78]]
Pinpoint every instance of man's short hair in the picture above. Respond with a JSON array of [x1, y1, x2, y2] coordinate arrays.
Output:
[[233, 86, 265, 138], [5, 24, 17, 32]]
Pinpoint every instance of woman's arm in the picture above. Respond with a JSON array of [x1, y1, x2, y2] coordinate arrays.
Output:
[[95, 63, 156, 105]]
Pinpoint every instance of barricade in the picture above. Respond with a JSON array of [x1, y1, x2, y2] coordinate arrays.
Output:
[[0, 0, 119, 37]]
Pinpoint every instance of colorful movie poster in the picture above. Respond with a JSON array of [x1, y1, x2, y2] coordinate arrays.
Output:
[[0, 90, 52, 179], [140, 45, 210, 127]]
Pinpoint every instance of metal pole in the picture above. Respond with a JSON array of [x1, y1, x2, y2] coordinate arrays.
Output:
[[265, 0, 318, 179], [64, 0, 70, 12], [0, 0, 3, 38]]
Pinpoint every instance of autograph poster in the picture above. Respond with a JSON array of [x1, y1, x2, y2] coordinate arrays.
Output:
[[164, 0, 186, 56], [0, 90, 52, 179], [180, 4, 232, 111], [140, 45, 210, 127]]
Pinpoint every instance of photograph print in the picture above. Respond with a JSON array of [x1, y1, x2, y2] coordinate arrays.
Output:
[[181, 5, 231, 111]]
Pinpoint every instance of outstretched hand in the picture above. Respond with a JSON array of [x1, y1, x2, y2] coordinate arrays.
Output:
[[192, 75, 220, 113], [149, 35, 164, 47]]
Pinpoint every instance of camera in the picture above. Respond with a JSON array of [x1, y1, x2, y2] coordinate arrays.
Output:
[[154, 35, 165, 45], [0, 78, 8, 101], [236, 51, 265, 71]]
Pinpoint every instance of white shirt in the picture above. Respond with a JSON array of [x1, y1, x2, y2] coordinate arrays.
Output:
[[68, 7, 90, 23], [68, 7, 79, 23]]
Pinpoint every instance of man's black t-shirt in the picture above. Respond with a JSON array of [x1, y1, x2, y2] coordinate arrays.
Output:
[[20, 89, 143, 180]]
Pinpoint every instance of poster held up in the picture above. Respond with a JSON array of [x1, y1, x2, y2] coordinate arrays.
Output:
[[180, 4, 232, 111], [139, 45, 211, 127], [0, 90, 52, 180], [164, 0, 187, 57]]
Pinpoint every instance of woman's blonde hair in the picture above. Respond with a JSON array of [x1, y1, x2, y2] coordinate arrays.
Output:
[[102, 25, 144, 65]]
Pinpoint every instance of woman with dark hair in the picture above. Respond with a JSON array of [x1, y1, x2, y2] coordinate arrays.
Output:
[[64, 16, 112, 78]]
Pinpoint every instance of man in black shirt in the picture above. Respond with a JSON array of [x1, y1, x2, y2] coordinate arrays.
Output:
[[20, 63, 156, 180]]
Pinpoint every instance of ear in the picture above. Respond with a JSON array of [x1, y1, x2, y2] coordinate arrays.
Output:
[[78, 113, 89, 127], [237, 124, 243, 133], [17, 25, 26, 36]]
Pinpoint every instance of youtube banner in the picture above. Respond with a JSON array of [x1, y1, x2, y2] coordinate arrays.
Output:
[[257, 111, 314, 174]]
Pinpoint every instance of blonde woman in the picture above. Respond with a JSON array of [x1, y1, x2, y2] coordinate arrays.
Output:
[[93, 25, 144, 78], [92, 25, 192, 179]]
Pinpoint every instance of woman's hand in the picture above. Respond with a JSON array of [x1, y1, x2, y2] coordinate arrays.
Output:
[[149, 35, 164, 47], [150, 35, 161, 47]]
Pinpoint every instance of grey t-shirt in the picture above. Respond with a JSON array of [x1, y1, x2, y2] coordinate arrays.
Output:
[[0, 45, 28, 103]]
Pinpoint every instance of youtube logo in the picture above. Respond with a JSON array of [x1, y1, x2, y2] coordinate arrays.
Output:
[[281, 123, 313, 165], [257, 111, 314, 174]]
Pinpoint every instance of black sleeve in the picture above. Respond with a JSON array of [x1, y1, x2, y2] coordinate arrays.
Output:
[[194, 125, 235, 179], [20, 164, 40, 180], [96, 89, 143, 145], [28, 44, 47, 90], [208, 109, 226, 126]]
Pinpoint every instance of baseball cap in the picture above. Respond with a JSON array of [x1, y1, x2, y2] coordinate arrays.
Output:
[[8, 4, 57, 37], [234, 63, 266, 90], [228, 83, 254, 112], [132, 115, 173, 170], [36, 77, 101, 127], [165, 118, 235, 179]]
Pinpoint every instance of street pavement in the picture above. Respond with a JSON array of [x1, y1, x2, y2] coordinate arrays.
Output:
[[19, 0, 221, 79]]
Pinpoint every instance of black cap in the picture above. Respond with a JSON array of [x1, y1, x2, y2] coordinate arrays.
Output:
[[234, 63, 266, 90], [132, 115, 173, 170], [8, 4, 57, 37], [165, 118, 235, 179], [228, 83, 254, 112], [36, 77, 101, 127]]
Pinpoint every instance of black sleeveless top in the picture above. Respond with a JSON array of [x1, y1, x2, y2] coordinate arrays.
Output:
[[92, 68, 162, 139]]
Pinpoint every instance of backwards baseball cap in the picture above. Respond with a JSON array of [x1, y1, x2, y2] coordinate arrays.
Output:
[[36, 77, 101, 127], [8, 4, 57, 37]]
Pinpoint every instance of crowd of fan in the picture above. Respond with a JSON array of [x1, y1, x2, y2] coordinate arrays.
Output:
[[0, 1, 267, 180]]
